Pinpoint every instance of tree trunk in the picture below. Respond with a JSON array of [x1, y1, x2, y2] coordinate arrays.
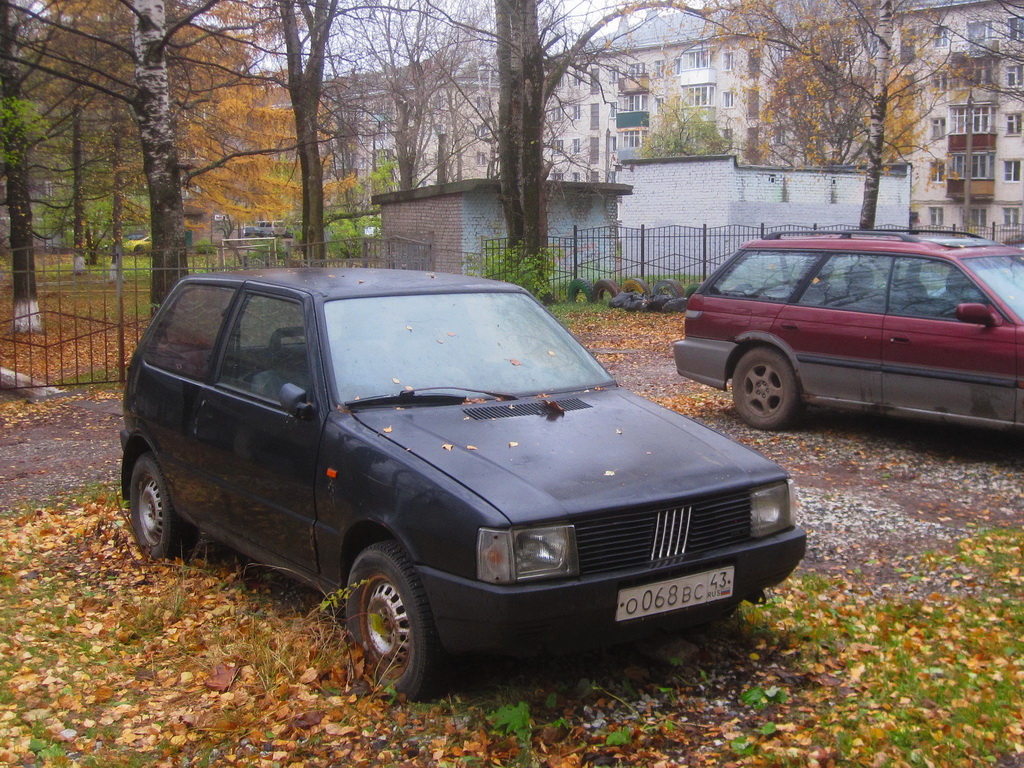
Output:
[[279, 0, 334, 261], [72, 109, 87, 271], [859, 0, 893, 230], [0, 0, 41, 333], [132, 0, 188, 307]]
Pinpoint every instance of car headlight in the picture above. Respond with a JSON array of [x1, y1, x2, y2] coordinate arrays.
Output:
[[750, 480, 796, 538], [477, 525, 579, 584]]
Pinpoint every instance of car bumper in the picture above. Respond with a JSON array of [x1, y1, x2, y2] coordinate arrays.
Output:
[[419, 526, 806, 656], [673, 337, 736, 389]]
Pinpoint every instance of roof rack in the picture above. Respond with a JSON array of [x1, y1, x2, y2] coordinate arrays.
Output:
[[760, 229, 996, 246]]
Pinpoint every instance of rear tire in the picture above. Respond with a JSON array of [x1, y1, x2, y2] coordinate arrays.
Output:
[[129, 453, 198, 559], [346, 541, 445, 700], [732, 348, 803, 430]]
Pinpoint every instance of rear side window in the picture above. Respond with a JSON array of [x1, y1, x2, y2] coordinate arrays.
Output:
[[797, 254, 892, 313], [707, 250, 820, 301], [144, 284, 234, 379]]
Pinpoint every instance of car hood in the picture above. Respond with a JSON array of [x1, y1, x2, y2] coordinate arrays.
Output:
[[351, 387, 785, 525]]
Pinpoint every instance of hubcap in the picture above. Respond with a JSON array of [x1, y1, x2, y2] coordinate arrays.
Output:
[[137, 476, 164, 547], [743, 363, 783, 415], [363, 577, 411, 676]]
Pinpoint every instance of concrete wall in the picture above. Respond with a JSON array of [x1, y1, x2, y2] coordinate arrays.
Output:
[[618, 155, 911, 230]]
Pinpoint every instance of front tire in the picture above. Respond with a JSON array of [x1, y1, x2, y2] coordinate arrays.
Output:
[[732, 348, 803, 430], [346, 541, 445, 699], [129, 453, 198, 559]]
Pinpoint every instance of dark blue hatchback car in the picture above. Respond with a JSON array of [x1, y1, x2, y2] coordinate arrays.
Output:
[[122, 269, 805, 698]]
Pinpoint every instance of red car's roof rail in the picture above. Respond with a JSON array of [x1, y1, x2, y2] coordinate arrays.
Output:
[[761, 229, 995, 246]]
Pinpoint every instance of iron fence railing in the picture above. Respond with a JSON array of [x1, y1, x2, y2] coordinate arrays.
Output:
[[0, 236, 431, 391], [477, 222, 1024, 298]]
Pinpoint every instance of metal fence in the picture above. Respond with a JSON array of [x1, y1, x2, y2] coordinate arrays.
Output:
[[479, 222, 1024, 298], [0, 236, 432, 392]]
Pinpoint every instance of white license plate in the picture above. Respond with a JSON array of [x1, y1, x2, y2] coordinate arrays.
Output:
[[615, 566, 735, 622]]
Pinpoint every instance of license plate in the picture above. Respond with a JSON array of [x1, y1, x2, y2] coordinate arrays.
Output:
[[615, 566, 735, 622]]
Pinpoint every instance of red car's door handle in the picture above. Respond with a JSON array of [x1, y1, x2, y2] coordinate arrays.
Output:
[[889, 336, 911, 344], [780, 323, 798, 331]]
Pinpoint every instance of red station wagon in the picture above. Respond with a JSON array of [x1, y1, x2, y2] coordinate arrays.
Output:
[[674, 230, 1024, 431]]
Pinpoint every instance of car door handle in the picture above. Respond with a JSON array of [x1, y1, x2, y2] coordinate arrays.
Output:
[[889, 336, 911, 344], [780, 323, 798, 331]]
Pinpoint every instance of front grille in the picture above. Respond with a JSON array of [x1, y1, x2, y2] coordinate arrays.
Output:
[[464, 398, 591, 420], [574, 489, 752, 575]]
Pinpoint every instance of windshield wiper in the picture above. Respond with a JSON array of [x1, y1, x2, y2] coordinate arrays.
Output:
[[345, 387, 518, 410]]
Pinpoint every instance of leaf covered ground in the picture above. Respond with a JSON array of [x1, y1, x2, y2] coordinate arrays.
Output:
[[1, 306, 1022, 767]]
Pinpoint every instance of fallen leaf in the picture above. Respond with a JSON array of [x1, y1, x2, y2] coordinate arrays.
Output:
[[204, 664, 238, 693], [442, 444, 454, 451], [383, 426, 393, 433]]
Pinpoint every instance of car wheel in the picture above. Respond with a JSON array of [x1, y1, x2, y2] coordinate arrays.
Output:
[[566, 278, 595, 303], [129, 453, 198, 559], [593, 278, 620, 302], [621, 277, 651, 296], [346, 541, 445, 700], [732, 348, 803, 430]]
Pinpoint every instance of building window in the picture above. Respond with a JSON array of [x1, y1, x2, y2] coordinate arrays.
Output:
[[620, 129, 644, 149], [930, 160, 945, 182], [1008, 64, 1023, 87], [571, 172, 581, 182], [590, 136, 600, 162], [970, 208, 988, 227], [933, 26, 949, 47], [928, 207, 944, 226], [1010, 17, 1024, 41], [1005, 207, 1021, 225], [967, 20, 995, 41], [551, 171, 564, 181], [722, 127, 733, 144], [476, 124, 489, 139], [590, 103, 600, 130], [933, 71, 948, 90], [476, 96, 489, 111], [476, 152, 487, 166], [590, 68, 600, 94], [620, 93, 647, 112], [572, 138, 582, 155], [684, 85, 715, 107], [608, 68, 618, 85], [551, 138, 564, 153], [931, 117, 946, 139], [1005, 160, 1021, 181], [1009, 113, 1022, 135], [627, 62, 646, 76], [950, 152, 995, 179], [679, 48, 711, 71], [653, 60, 665, 77], [722, 90, 734, 108], [722, 51, 734, 71], [609, 104, 617, 119], [569, 104, 581, 121], [950, 104, 994, 134]]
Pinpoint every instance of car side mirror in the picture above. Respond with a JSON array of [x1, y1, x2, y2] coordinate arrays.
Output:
[[956, 302, 1002, 327], [279, 382, 315, 420]]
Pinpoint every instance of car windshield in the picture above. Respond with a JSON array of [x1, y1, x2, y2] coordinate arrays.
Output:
[[966, 253, 1024, 319], [323, 291, 613, 404]]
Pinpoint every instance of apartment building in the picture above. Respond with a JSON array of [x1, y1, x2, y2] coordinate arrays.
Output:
[[542, 1, 1024, 232]]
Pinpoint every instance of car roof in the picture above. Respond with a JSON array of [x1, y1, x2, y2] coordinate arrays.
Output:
[[179, 268, 527, 300], [742, 229, 1022, 260]]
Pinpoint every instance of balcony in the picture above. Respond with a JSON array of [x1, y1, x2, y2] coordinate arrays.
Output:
[[946, 179, 995, 200], [618, 74, 650, 94], [678, 67, 717, 86], [616, 111, 649, 129], [948, 133, 996, 151]]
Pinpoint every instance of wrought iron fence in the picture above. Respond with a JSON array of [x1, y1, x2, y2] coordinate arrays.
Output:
[[0, 236, 432, 392], [477, 222, 1024, 298]]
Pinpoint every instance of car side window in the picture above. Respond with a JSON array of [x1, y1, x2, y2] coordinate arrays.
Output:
[[217, 294, 311, 401], [888, 258, 988, 319], [708, 250, 820, 301], [144, 284, 234, 379], [797, 254, 891, 313]]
